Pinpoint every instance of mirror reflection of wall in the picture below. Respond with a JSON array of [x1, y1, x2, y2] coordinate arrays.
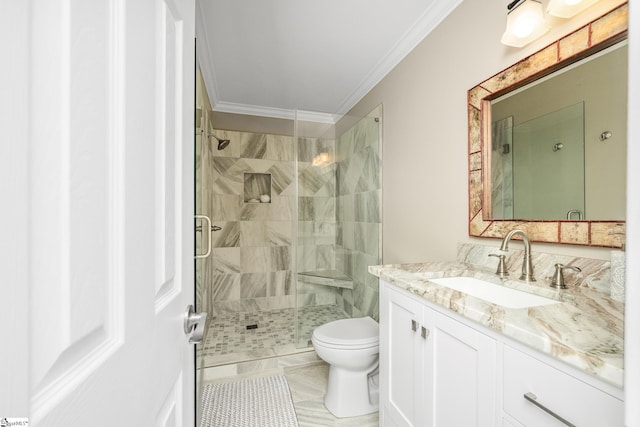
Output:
[[515, 102, 585, 220], [491, 42, 627, 221]]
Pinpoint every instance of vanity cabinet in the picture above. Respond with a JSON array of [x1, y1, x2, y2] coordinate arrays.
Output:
[[379, 280, 624, 427], [380, 281, 497, 427], [502, 345, 623, 426]]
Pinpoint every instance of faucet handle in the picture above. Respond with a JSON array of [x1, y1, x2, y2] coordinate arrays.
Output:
[[551, 263, 582, 289], [489, 253, 508, 278]]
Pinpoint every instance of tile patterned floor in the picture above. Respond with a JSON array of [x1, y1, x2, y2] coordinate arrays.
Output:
[[287, 363, 379, 427], [199, 353, 379, 427], [197, 306, 378, 426], [198, 304, 349, 368]]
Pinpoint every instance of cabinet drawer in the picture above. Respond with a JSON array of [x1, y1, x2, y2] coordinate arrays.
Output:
[[503, 346, 623, 427]]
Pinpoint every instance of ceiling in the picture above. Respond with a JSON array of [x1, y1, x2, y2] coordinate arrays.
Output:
[[195, 0, 462, 122]]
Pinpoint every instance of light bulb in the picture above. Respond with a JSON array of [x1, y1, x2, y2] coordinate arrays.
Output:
[[501, 0, 549, 46], [513, 13, 539, 38]]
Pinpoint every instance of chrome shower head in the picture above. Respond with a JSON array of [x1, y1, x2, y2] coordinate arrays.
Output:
[[210, 134, 231, 150]]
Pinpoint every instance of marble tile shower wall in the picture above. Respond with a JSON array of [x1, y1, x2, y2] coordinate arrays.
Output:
[[196, 117, 381, 321], [335, 117, 382, 320], [296, 136, 342, 308], [199, 129, 298, 316]]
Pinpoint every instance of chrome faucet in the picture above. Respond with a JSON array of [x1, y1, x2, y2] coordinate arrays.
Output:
[[499, 229, 535, 282]]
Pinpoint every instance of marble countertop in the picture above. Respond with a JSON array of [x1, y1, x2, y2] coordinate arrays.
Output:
[[370, 261, 624, 387]]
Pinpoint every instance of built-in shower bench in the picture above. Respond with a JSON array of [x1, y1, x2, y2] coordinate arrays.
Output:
[[298, 270, 354, 289]]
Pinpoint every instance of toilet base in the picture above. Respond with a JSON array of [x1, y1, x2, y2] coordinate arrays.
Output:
[[324, 364, 379, 418]]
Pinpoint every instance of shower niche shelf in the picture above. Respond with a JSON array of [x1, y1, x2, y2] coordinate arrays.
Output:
[[244, 172, 272, 203]]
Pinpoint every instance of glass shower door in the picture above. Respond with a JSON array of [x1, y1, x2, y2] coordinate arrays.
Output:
[[295, 106, 382, 348]]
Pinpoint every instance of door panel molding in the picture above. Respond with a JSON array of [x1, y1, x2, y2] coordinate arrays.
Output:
[[29, 0, 127, 420], [154, 0, 186, 312]]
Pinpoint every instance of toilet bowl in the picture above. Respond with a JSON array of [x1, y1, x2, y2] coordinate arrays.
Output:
[[311, 316, 379, 418]]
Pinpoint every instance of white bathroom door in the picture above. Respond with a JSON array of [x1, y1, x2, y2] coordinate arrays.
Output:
[[7, 0, 196, 424]]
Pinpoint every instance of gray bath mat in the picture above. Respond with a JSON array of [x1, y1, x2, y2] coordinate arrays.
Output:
[[200, 375, 299, 427]]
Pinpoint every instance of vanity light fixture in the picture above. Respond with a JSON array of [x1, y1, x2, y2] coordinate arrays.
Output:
[[547, 0, 600, 18], [501, 0, 550, 47]]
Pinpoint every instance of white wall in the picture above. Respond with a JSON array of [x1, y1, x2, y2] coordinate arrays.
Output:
[[346, 0, 627, 263]]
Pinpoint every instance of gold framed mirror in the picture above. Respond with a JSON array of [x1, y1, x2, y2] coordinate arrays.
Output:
[[468, 3, 627, 248]]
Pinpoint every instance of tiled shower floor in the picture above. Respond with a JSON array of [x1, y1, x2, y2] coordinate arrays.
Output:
[[198, 305, 349, 368]]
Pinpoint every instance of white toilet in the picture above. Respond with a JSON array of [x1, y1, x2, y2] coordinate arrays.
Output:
[[311, 316, 379, 418]]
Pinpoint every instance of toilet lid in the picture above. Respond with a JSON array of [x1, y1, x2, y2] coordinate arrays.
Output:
[[312, 316, 378, 347]]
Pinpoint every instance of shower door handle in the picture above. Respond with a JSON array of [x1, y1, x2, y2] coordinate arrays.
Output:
[[184, 305, 208, 344], [194, 215, 212, 259]]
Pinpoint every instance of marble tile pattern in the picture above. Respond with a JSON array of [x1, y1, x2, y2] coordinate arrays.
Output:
[[296, 111, 381, 325], [200, 354, 378, 427], [196, 109, 381, 360], [333, 114, 382, 321], [297, 136, 338, 280], [296, 273, 341, 312], [369, 243, 624, 387], [198, 304, 348, 368], [467, 4, 628, 247], [199, 128, 297, 317]]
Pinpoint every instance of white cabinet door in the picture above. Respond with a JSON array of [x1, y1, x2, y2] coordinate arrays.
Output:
[[381, 281, 497, 427], [380, 284, 425, 427], [9, 0, 196, 424], [425, 312, 497, 427]]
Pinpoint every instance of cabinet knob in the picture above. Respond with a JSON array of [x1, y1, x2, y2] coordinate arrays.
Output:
[[421, 326, 429, 339], [411, 319, 418, 332]]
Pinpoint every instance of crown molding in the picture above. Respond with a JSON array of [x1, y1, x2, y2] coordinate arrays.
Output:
[[212, 101, 341, 124], [196, 0, 462, 123], [335, 0, 463, 115]]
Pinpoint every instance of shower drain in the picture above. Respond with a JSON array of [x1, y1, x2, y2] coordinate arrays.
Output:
[[246, 324, 258, 330]]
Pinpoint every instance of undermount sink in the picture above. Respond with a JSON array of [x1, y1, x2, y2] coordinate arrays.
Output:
[[429, 277, 560, 309]]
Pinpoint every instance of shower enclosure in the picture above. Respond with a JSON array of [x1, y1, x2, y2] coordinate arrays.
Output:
[[295, 114, 382, 347], [195, 71, 382, 370]]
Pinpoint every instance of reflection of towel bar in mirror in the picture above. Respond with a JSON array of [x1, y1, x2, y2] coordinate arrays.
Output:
[[566, 210, 583, 220]]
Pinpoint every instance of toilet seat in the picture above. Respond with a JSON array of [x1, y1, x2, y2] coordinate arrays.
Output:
[[312, 316, 379, 348]]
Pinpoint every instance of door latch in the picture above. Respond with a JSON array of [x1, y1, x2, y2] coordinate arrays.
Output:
[[184, 304, 208, 344]]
